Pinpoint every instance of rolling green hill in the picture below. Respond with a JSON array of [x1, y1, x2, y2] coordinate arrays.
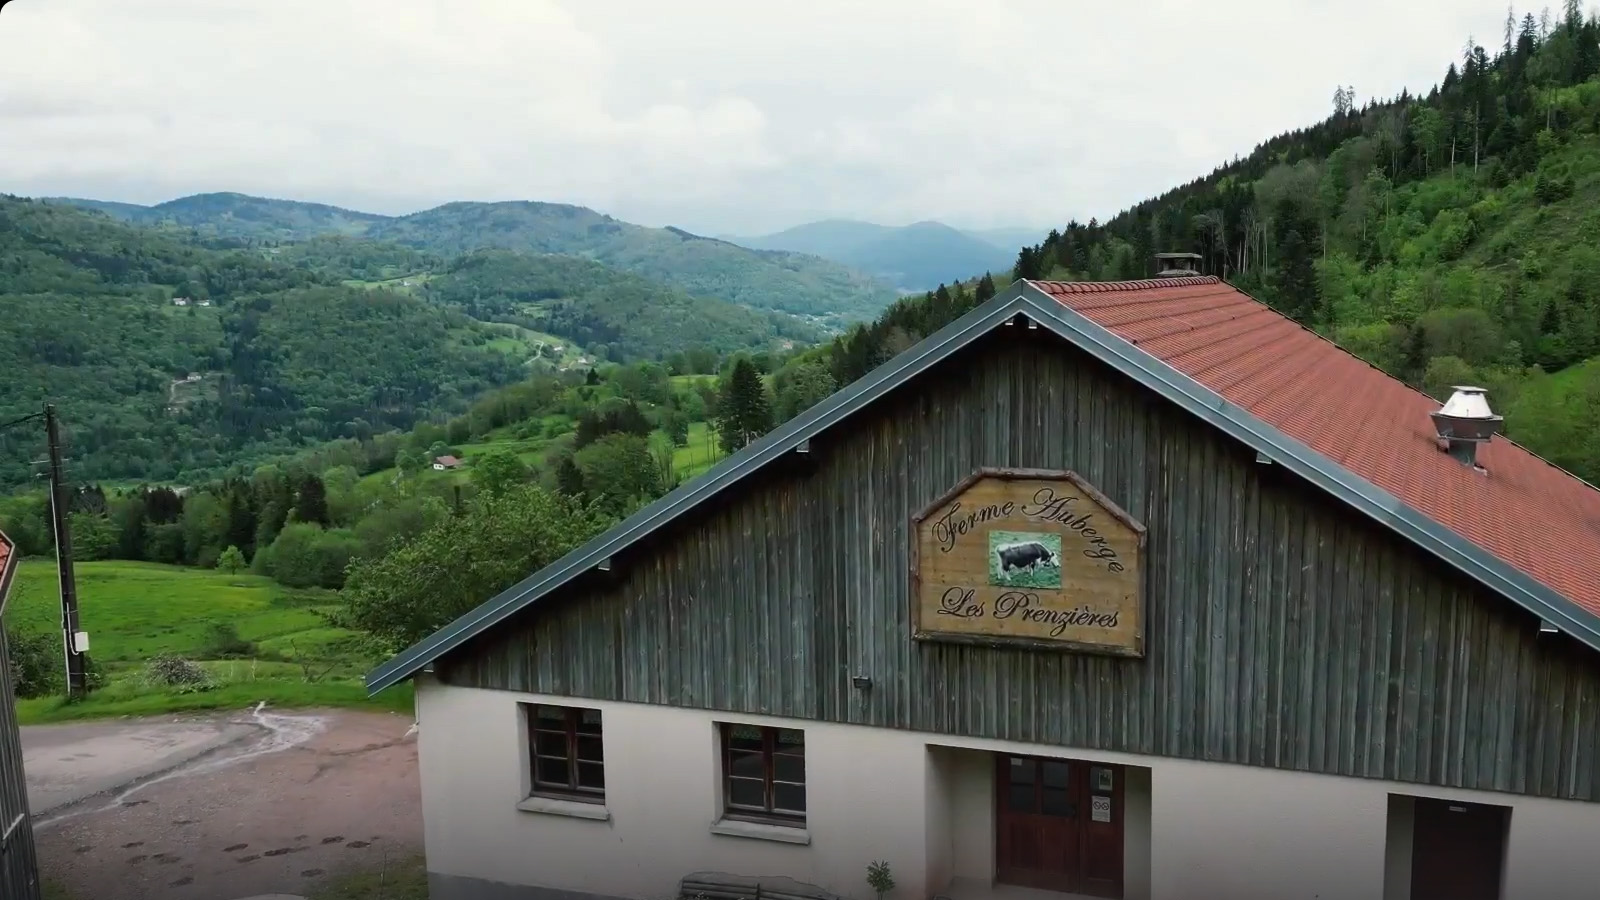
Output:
[[46, 191, 389, 240], [51, 193, 900, 328], [422, 250, 822, 360], [366, 202, 896, 325]]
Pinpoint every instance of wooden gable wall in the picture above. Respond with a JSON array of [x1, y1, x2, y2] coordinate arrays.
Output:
[[439, 329, 1600, 803]]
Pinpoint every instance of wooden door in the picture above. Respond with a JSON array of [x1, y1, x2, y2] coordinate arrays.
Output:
[[1411, 797, 1506, 900], [995, 755, 1124, 898]]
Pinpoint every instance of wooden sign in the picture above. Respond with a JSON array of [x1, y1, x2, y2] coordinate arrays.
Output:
[[911, 468, 1145, 656]]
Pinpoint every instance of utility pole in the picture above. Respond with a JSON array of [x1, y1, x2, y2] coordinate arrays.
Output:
[[43, 404, 88, 700]]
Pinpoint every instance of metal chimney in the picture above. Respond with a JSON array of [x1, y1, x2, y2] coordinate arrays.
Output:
[[1430, 386, 1503, 470]]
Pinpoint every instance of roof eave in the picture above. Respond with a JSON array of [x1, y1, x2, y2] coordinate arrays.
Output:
[[365, 279, 1600, 695]]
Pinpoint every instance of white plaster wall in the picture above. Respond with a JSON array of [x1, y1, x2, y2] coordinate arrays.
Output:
[[416, 678, 1600, 900], [1122, 767, 1152, 900], [416, 676, 930, 900], [924, 748, 954, 896], [943, 747, 993, 883], [1150, 758, 1392, 900]]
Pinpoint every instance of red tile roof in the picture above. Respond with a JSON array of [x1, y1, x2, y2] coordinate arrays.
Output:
[[0, 528, 15, 613], [1030, 276, 1600, 617]]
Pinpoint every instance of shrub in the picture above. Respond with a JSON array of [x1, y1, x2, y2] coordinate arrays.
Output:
[[145, 654, 213, 692], [216, 545, 246, 573], [199, 622, 256, 659], [6, 628, 62, 699], [258, 522, 362, 589]]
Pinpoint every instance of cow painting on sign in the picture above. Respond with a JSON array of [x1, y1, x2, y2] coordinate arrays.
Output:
[[989, 531, 1062, 590]]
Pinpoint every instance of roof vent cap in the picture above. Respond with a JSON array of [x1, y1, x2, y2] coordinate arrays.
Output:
[[1154, 252, 1202, 278], [1430, 386, 1503, 469]]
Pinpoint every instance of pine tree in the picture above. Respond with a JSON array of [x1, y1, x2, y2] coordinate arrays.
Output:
[[976, 273, 997, 303], [716, 358, 773, 455], [1401, 325, 1429, 385], [224, 483, 257, 559], [293, 474, 329, 525], [556, 455, 586, 498]]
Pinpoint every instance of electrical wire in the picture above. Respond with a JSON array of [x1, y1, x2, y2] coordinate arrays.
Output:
[[0, 411, 44, 433]]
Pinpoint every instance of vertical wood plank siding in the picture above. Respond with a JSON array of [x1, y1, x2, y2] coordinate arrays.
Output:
[[442, 331, 1600, 803], [0, 626, 42, 900]]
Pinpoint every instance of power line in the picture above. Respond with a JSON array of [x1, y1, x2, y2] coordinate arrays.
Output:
[[0, 410, 45, 433]]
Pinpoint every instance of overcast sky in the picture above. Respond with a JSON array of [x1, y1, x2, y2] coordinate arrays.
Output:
[[0, 0, 1519, 235]]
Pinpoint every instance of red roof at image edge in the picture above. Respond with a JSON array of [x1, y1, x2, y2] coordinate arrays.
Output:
[[1028, 276, 1600, 617]]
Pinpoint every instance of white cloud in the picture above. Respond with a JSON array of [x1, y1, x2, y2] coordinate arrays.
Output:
[[0, 0, 1513, 234]]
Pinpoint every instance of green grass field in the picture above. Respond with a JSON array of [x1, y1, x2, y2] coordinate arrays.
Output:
[[5, 560, 411, 725], [673, 421, 725, 480]]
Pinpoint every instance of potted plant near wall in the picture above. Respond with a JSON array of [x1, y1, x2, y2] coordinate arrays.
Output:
[[867, 861, 895, 900]]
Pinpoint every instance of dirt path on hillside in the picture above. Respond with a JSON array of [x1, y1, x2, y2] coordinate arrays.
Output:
[[28, 707, 421, 900]]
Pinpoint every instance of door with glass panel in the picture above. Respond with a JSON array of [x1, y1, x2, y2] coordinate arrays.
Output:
[[995, 755, 1123, 898]]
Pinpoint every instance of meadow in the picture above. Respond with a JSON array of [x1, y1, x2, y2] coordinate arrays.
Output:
[[6, 559, 412, 724]]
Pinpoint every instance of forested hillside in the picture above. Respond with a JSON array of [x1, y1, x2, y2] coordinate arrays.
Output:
[[0, 197, 807, 489], [45, 192, 389, 241], [421, 250, 822, 359], [0, 196, 527, 487], [55, 193, 901, 327], [804, 6, 1600, 485], [367, 202, 897, 325]]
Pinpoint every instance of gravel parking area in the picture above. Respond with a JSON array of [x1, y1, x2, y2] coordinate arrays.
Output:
[[26, 706, 422, 900]]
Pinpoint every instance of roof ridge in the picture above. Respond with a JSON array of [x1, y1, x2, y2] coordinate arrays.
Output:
[[1028, 276, 1221, 295]]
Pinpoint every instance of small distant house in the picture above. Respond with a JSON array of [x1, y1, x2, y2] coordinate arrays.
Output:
[[0, 528, 41, 900], [172, 297, 189, 306], [196, 298, 212, 307], [432, 455, 462, 471], [184, 373, 202, 383]]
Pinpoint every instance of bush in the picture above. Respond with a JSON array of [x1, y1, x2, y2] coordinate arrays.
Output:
[[6, 628, 62, 699], [199, 622, 255, 659], [216, 544, 246, 573], [257, 522, 363, 589], [145, 654, 213, 692]]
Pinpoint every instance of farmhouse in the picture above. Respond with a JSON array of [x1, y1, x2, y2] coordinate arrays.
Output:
[[0, 529, 40, 900], [433, 455, 463, 471], [369, 275, 1600, 900]]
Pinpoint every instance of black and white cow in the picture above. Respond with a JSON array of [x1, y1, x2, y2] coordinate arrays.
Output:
[[994, 541, 1060, 575]]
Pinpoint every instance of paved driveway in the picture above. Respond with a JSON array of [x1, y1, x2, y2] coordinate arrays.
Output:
[[25, 705, 422, 900]]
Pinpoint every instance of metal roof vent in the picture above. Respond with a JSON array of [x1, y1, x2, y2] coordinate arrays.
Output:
[[1154, 252, 1202, 278], [1430, 386, 1503, 470]]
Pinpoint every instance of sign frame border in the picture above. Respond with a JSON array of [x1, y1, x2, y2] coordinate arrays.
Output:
[[909, 466, 1148, 657]]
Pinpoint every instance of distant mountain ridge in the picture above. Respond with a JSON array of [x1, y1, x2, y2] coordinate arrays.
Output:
[[47, 192, 899, 328], [725, 218, 1027, 291]]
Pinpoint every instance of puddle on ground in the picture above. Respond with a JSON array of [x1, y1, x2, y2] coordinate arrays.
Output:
[[35, 703, 329, 830]]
